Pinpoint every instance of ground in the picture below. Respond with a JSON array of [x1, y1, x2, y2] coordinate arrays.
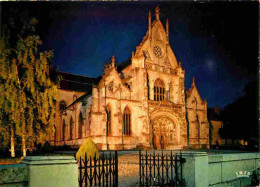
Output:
[[118, 152, 139, 187]]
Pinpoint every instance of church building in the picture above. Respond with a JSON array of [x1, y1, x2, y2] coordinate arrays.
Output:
[[49, 7, 209, 150]]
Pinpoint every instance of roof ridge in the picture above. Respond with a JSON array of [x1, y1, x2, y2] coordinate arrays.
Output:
[[58, 71, 97, 79]]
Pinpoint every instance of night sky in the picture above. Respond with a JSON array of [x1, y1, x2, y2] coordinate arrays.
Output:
[[1, 1, 258, 109]]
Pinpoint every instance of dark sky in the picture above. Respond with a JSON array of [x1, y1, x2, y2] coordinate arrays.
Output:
[[1, 1, 258, 109]]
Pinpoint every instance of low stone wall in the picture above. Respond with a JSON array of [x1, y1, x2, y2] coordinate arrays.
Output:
[[208, 153, 259, 186], [181, 152, 260, 187], [0, 156, 78, 187]]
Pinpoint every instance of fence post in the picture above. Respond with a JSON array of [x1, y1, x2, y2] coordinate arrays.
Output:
[[79, 156, 82, 187], [85, 153, 88, 187], [115, 151, 118, 187], [180, 152, 209, 187], [139, 150, 141, 186], [21, 156, 78, 187]]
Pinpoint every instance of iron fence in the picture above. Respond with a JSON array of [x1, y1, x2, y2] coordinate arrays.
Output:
[[139, 151, 186, 186], [78, 151, 118, 187]]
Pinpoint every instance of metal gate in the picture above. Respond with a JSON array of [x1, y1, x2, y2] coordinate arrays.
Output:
[[139, 151, 186, 186], [78, 151, 118, 187]]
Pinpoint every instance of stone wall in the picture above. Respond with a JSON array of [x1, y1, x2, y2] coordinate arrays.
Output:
[[181, 152, 260, 187], [0, 164, 28, 186], [0, 156, 78, 187], [208, 153, 259, 186]]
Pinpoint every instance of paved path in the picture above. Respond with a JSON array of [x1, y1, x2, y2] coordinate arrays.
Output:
[[118, 153, 139, 187]]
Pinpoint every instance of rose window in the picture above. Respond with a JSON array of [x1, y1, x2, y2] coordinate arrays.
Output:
[[108, 82, 113, 93], [153, 46, 163, 58]]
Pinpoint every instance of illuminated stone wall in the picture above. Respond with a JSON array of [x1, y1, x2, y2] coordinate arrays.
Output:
[[186, 78, 209, 148], [210, 120, 224, 146]]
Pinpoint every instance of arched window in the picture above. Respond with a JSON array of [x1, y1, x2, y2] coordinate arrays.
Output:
[[78, 112, 83, 139], [123, 107, 131, 135], [69, 117, 73, 140], [60, 101, 66, 111], [154, 79, 165, 101], [147, 74, 150, 100], [62, 119, 66, 141], [54, 125, 57, 142], [106, 106, 112, 136]]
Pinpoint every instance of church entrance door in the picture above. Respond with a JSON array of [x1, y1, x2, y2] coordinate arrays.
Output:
[[152, 117, 179, 150], [161, 136, 165, 149]]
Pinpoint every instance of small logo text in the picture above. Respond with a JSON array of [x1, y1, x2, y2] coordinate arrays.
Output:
[[235, 171, 250, 178]]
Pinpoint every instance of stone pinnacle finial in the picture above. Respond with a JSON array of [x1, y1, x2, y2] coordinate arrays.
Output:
[[148, 10, 152, 38], [192, 77, 195, 86], [155, 6, 160, 20], [111, 55, 115, 67], [166, 18, 169, 40]]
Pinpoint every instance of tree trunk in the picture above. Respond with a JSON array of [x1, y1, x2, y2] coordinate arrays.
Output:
[[10, 124, 15, 157], [22, 124, 26, 157]]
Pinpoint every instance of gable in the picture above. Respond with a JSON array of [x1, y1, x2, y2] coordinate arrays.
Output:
[[133, 13, 178, 69], [186, 85, 205, 106], [98, 68, 131, 95]]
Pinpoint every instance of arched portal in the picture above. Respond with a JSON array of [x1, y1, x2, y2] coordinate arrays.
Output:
[[151, 116, 181, 150]]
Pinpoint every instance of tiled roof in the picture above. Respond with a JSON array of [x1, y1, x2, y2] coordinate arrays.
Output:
[[117, 58, 132, 72], [58, 71, 101, 92]]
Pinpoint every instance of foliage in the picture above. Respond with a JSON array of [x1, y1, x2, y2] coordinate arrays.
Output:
[[76, 138, 100, 161], [41, 141, 54, 153], [250, 168, 259, 186], [219, 81, 258, 144], [0, 18, 59, 154]]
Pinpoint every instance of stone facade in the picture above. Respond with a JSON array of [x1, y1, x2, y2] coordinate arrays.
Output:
[[49, 7, 209, 150]]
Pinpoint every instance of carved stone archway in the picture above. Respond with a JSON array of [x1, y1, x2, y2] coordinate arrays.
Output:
[[151, 116, 181, 150]]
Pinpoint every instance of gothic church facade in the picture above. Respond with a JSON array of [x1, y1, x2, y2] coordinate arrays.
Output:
[[49, 7, 209, 150]]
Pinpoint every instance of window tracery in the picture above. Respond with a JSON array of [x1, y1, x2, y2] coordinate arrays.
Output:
[[69, 117, 73, 140], [106, 106, 112, 136], [60, 101, 66, 111], [154, 79, 165, 101], [108, 81, 113, 93], [153, 46, 163, 58], [123, 107, 131, 135], [78, 112, 83, 139]]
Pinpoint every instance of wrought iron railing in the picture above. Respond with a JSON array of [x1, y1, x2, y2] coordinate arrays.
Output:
[[78, 151, 118, 187], [139, 151, 186, 186]]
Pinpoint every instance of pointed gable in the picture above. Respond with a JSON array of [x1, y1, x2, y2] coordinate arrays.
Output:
[[97, 56, 131, 95], [133, 7, 178, 69], [186, 77, 206, 106]]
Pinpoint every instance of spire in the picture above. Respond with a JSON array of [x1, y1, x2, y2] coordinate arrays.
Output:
[[192, 77, 195, 86], [166, 18, 169, 41], [155, 6, 160, 20], [110, 55, 115, 67], [148, 10, 151, 38]]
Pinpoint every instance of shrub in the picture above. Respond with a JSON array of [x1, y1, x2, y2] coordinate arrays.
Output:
[[41, 141, 54, 153], [76, 138, 100, 161]]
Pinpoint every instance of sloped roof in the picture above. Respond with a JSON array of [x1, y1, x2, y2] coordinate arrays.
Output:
[[117, 58, 132, 72], [58, 71, 101, 92], [66, 92, 91, 110]]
